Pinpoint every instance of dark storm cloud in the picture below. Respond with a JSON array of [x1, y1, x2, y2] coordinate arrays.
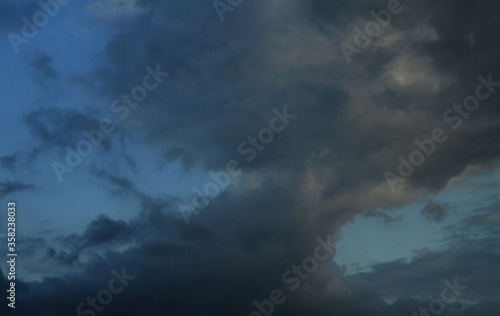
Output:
[[420, 200, 448, 222], [70, 0, 500, 204], [370, 0, 500, 191], [73, 0, 348, 172], [5, 170, 498, 316], [4, 176, 338, 315], [83, 215, 132, 245], [303, 0, 500, 194], [6, 202, 500, 315], [78, 0, 498, 311]]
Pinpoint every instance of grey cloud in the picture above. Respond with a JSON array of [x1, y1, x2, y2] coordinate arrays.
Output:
[[83, 215, 132, 245], [71, 0, 500, 204], [0, 107, 114, 174], [1, 0, 500, 315], [420, 200, 448, 222]]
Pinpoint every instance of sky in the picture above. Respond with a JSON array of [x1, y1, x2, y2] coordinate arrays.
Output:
[[0, 0, 499, 315]]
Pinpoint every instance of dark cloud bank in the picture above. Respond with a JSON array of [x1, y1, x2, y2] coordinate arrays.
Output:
[[1, 0, 500, 315]]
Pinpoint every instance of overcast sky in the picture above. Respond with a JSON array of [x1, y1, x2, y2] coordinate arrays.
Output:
[[1, 0, 499, 315]]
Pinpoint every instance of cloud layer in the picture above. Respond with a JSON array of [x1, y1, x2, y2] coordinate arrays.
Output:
[[0, 0, 499, 315]]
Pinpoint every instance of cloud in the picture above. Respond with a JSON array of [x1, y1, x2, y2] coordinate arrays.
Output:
[[25, 50, 59, 88], [82, 215, 132, 245], [3, 172, 498, 315], [0, 180, 35, 198], [1, 0, 500, 315], [420, 200, 448, 222], [28, 50, 58, 79]]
